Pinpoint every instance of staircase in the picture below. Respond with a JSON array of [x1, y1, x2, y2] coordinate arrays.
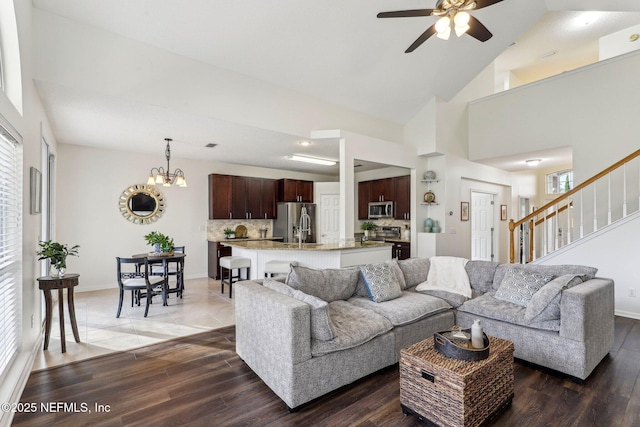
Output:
[[509, 149, 640, 264]]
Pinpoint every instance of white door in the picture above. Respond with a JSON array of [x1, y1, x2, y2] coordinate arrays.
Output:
[[471, 192, 494, 261], [319, 194, 340, 244]]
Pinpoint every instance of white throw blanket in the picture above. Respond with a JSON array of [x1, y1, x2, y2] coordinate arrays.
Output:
[[415, 256, 472, 298]]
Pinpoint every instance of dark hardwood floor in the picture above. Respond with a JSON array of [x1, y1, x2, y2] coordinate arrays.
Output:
[[13, 316, 640, 426]]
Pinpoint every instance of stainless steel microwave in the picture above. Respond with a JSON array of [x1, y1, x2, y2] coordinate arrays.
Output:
[[368, 201, 394, 219]]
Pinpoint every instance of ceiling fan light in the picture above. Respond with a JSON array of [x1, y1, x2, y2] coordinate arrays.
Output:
[[455, 24, 470, 37], [454, 11, 470, 27], [155, 174, 164, 184], [435, 16, 451, 34], [436, 26, 451, 40], [147, 174, 156, 186]]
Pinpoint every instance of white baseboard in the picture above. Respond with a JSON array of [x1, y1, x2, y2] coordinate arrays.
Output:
[[75, 273, 209, 293], [615, 309, 640, 320]]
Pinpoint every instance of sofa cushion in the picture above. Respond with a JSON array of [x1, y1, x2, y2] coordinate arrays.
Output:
[[360, 263, 403, 303], [524, 274, 585, 323], [415, 256, 472, 298], [413, 288, 469, 308], [397, 257, 430, 288], [465, 260, 500, 293], [263, 278, 336, 341], [492, 264, 598, 291], [495, 268, 555, 307], [286, 265, 359, 302], [348, 291, 451, 326], [310, 300, 393, 357], [458, 292, 561, 332]]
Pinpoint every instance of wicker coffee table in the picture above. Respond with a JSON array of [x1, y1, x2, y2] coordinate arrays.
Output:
[[400, 335, 514, 427]]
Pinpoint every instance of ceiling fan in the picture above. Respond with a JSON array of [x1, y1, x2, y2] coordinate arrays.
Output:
[[377, 0, 504, 52]]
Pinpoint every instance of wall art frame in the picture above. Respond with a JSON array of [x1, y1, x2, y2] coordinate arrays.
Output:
[[501, 204, 508, 221], [460, 202, 469, 221]]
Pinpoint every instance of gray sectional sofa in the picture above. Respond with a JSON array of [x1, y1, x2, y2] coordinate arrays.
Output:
[[234, 258, 614, 410]]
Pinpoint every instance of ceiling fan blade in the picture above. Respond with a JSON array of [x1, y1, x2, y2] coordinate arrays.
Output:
[[405, 25, 437, 53], [466, 15, 493, 42], [377, 9, 434, 19], [474, 0, 504, 10]]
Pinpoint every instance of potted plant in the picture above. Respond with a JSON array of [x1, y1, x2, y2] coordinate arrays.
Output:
[[37, 240, 80, 277], [360, 221, 377, 239], [223, 228, 235, 239], [143, 231, 175, 254]]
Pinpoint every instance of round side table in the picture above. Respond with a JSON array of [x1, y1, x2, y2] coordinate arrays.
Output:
[[37, 274, 81, 353]]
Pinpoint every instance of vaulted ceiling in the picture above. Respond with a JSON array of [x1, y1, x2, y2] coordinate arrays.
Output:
[[31, 0, 640, 175]]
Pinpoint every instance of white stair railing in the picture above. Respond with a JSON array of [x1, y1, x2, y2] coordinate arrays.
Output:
[[509, 149, 640, 263]]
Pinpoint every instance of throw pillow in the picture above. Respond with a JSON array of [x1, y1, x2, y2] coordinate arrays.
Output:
[[353, 260, 406, 297], [263, 278, 336, 341], [495, 268, 555, 307], [285, 265, 359, 302], [397, 257, 430, 288], [359, 263, 403, 303], [525, 274, 585, 322]]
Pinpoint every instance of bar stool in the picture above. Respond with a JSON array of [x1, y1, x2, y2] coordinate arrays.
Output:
[[264, 260, 298, 277], [219, 256, 251, 298]]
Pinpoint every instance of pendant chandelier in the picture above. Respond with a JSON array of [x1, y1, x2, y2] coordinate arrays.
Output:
[[147, 138, 187, 187]]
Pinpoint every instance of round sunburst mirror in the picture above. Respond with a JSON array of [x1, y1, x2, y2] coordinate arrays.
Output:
[[118, 184, 166, 225]]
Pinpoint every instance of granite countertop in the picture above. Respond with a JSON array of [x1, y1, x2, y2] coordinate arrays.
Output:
[[209, 237, 284, 243], [220, 240, 393, 251], [384, 238, 411, 243]]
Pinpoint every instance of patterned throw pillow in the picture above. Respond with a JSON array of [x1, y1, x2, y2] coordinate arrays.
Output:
[[359, 263, 402, 303], [495, 268, 555, 307]]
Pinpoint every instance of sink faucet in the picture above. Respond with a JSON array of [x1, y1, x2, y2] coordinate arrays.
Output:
[[297, 206, 312, 247]]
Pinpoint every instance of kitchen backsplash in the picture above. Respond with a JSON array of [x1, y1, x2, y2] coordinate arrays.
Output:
[[207, 219, 273, 241]]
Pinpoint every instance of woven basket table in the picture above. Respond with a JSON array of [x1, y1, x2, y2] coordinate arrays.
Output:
[[400, 335, 514, 427]]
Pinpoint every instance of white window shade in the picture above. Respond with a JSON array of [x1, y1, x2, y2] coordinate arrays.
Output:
[[0, 125, 21, 382]]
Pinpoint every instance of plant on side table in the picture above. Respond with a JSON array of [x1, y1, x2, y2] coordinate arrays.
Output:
[[37, 240, 80, 277], [144, 231, 175, 254]]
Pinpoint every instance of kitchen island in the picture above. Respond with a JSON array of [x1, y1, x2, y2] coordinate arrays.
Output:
[[221, 240, 393, 279]]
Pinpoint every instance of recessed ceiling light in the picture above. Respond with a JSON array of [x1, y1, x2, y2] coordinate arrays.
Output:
[[298, 140, 312, 146], [287, 155, 336, 166], [525, 159, 542, 167]]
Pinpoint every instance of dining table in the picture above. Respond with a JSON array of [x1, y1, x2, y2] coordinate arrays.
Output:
[[132, 252, 186, 305]]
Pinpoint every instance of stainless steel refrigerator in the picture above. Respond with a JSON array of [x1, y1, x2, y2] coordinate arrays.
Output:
[[274, 202, 317, 243]]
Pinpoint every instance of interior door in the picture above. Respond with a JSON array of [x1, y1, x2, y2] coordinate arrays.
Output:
[[319, 194, 340, 244], [471, 192, 494, 261]]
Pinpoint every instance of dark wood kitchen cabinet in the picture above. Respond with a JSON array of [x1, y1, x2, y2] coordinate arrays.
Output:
[[209, 174, 233, 219], [277, 179, 314, 202], [357, 175, 410, 220], [209, 174, 277, 219], [369, 178, 395, 202], [393, 241, 410, 260], [232, 176, 263, 219], [208, 241, 232, 279], [357, 181, 371, 220], [394, 175, 410, 220]]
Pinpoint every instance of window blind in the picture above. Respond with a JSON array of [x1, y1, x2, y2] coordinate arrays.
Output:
[[0, 127, 21, 381]]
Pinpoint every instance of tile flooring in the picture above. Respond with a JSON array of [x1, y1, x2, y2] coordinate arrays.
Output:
[[33, 277, 235, 371]]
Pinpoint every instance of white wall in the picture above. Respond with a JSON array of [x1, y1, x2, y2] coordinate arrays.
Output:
[[56, 143, 330, 292], [0, 0, 61, 421], [536, 212, 640, 319], [468, 51, 640, 183]]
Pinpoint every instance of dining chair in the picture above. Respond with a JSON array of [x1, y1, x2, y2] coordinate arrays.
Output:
[[150, 246, 185, 298], [116, 257, 166, 318]]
